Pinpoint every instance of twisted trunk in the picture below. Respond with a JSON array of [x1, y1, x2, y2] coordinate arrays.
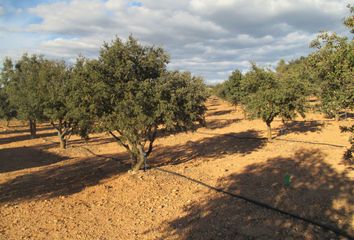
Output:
[[51, 120, 72, 149], [59, 134, 67, 149], [29, 119, 37, 138], [109, 125, 157, 172], [131, 149, 145, 172]]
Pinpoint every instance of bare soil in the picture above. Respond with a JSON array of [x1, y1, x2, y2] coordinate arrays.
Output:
[[0, 97, 353, 240]]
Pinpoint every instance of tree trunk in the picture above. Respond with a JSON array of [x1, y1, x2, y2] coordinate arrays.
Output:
[[6, 120, 10, 127], [29, 119, 37, 138], [131, 145, 146, 172], [266, 122, 272, 141], [59, 134, 67, 149], [132, 154, 145, 172]]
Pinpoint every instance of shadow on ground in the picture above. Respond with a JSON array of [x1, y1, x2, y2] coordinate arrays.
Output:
[[0, 147, 67, 173], [0, 131, 57, 145], [207, 110, 234, 117], [205, 119, 241, 130], [158, 148, 353, 239], [0, 125, 53, 135], [0, 151, 130, 203], [277, 121, 324, 136], [0, 130, 266, 203], [67, 136, 115, 148], [150, 130, 266, 167]]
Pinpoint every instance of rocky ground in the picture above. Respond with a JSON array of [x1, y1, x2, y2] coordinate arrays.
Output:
[[0, 97, 353, 240]]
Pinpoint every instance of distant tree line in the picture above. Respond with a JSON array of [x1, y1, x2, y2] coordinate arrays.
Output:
[[213, 6, 353, 159]]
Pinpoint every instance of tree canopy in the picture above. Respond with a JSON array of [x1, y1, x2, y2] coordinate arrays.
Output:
[[41, 58, 94, 149], [308, 32, 354, 118], [89, 36, 208, 171], [242, 64, 307, 140], [3, 54, 48, 137]]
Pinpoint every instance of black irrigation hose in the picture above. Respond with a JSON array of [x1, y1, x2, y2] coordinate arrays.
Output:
[[197, 131, 347, 148], [71, 141, 352, 238], [154, 167, 354, 240], [274, 138, 346, 148]]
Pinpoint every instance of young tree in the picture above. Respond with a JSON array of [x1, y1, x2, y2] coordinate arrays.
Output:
[[3, 54, 47, 137], [91, 36, 208, 171], [241, 64, 306, 141]]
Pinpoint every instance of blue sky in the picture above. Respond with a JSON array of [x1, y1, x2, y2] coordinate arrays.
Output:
[[0, 0, 350, 84]]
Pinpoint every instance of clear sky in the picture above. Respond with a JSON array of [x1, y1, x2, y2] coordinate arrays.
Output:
[[0, 0, 349, 84]]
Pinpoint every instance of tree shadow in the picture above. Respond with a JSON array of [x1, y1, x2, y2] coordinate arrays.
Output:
[[150, 130, 266, 167], [0, 147, 67, 173], [207, 110, 233, 117], [0, 153, 130, 203], [206, 97, 222, 108], [0, 126, 53, 135], [205, 119, 241, 130], [0, 132, 57, 145], [338, 112, 354, 121], [159, 148, 353, 239], [67, 136, 115, 148], [277, 121, 324, 136]]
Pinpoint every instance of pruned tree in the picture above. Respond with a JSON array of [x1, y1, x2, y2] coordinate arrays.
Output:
[[91, 36, 208, 171], [241, 64, 307, 141]]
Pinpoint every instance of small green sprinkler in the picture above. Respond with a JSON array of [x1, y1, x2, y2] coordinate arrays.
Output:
[[284, 173, 291, 187]]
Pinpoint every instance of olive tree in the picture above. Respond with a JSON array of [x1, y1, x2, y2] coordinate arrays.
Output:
[[91, 36, 208, 171]]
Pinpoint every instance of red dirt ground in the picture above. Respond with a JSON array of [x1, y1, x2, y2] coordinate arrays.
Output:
[[0, 97, 353, 240]]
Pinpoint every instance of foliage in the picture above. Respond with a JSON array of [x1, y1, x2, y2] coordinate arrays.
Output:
[[0, 58, 17, 124], [0, 89, 17, 125], [41, 58, 95, 148], [344, 4, 354, 34], [340, 125, 354, 164], [219, 70, 244, 106], [3, 54, 48, 137], [241, 64, 307, 140], [90, 36, 208, 171], [0, 59, 17, 124], [308, 32, 354, 118]]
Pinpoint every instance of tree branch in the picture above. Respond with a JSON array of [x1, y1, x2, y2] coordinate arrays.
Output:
[[146, 125, 157, 157], [109, 131, 130, 151]]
